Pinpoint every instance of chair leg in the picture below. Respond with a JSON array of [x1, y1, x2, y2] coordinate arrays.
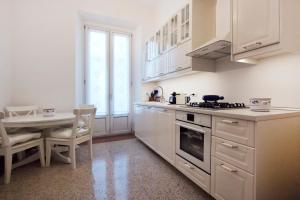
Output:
[[46, 141, 52, 167], [38, 140, 45, 167], [88, 138, 93, 160], [4, 148, 13, 184], [17, 151, 26, 161], [69, 142, 76, 169]]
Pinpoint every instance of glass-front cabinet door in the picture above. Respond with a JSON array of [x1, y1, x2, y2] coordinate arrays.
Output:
[[170, 14, 178, 48], [162, 22, 169, 53], [155, 30, 161, 56], [180, 3, 191, 43]]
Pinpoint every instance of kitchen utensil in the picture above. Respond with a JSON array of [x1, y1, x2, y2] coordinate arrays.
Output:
[[185, 93, 195, 105], [169, 92, 179, 104]]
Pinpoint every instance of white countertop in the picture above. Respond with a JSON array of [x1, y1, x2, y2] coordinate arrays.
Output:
[[135, 102, 300, 121]]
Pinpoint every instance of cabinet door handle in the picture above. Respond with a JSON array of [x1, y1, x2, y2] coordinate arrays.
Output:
[[184, 163, 195, 170], [220, 164, 238, 173], [221, 142, 238, 149], [221, 119, 239, 124], [243, 42, 263, 50]]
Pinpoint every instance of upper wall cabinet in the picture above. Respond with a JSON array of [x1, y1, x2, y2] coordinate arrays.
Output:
[[232, 0, 300, 61], [180, 4, 191, 44], [170, 14, 179, 48], [233, 0, 280, 54], [143, 0, 216, 82]]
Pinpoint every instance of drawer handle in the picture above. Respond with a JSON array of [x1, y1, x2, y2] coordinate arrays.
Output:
[[243, 42, 263, 50], [220, 164, 238, 173], [176, 67, 183, 71], [221, 142, 238, 149], [221, 119, 239, 124], [184, 163, 195, 170]]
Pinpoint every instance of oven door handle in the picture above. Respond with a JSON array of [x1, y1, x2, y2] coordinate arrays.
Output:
[[175, 121, 207, 134]]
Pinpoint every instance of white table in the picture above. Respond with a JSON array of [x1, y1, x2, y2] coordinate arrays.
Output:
[[2, 113, 75, 166]]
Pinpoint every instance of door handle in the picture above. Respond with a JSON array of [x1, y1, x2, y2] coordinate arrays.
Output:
[[220, 164, 238, 173], [221, 142, 238, 149], [175, 122, 206, 134]]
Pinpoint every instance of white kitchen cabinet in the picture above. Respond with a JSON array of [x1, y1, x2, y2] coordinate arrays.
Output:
[[174, 40, 192, 71], [155, 108, 175, 164], [142, 0, 215, 82], [134, 105, 147, 141], [232, 0, 280, 54], [134, 105, 175, 165], [169, 14, 179, 49], [211, 158, 254, 200], [161, 22, 169, 53], [179, 3, 191, 44], [232, 0, 300, 60]]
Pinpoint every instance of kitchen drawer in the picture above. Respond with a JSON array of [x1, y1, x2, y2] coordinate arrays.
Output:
[[212, 117, 255, 147], [211, 157, 254, 200], [212, 137, 255, 173], [176, 111, 211, 128], [175, 155, 210, 193]]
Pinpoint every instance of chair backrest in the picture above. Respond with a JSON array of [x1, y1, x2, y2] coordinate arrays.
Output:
[[0, 112, 9, 147], [72, 106, 96, 138], [5, 105, 39, 117]]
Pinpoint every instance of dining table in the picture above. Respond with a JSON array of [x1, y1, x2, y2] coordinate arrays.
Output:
[[2, 112, 76, 168]]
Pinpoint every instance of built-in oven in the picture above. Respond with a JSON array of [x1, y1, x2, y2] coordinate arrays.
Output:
[[175, 111, 211, 174]]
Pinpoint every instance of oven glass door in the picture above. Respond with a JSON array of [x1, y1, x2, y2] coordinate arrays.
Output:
[[180, 126, 204, 161], [176, 120, 211, 173]]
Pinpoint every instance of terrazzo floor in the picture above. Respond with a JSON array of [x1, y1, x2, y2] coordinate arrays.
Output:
[[0, 138, 213, 200]]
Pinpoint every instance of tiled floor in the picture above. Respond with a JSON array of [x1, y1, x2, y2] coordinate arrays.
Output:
[[0, 138, 213, 200]]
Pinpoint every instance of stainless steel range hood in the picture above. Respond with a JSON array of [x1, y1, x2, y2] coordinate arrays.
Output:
[[187, 0, 231, 60]]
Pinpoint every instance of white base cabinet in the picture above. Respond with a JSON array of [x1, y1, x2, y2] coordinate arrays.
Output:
[[134, 105, 175, 165], [211, 157, 254, 200]]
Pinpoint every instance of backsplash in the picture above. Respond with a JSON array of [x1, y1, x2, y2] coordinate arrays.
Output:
[[143, 53, 300, 108]]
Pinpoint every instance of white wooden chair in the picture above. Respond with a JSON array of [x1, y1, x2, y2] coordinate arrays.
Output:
[[46, 106, 96, 169], [5, 105, 39, 117], [0, 112, 45, 184], [4, 105, 41, 161]]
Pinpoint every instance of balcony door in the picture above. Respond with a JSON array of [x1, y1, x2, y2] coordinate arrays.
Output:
[[85, 26, 132, 136]]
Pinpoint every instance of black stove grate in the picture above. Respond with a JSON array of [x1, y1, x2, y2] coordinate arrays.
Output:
[[188, 102, 246, 109]]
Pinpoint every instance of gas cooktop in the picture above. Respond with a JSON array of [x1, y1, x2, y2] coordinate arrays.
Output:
[[187, 102, 247, 109]]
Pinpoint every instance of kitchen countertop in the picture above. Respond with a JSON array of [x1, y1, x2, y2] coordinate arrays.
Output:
[[135, 102, 300, 121]]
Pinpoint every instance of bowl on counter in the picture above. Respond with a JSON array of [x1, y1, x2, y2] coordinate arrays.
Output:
[[42, 107, 55, 117], [249, 98, 271, 112]]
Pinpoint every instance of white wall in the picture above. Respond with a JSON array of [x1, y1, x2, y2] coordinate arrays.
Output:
[[141, 0, 300, 108], [158, 53, 300, 108], [10, 0, 158, 111], [0, 0, 12, 109]]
